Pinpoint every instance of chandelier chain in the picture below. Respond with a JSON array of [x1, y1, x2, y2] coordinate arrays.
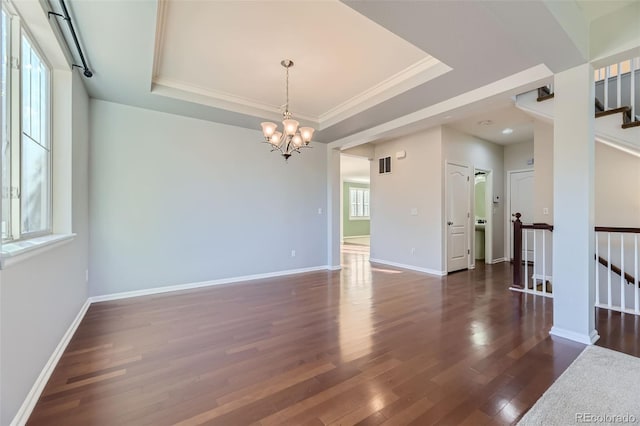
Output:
[[285, 65, 290, 116]]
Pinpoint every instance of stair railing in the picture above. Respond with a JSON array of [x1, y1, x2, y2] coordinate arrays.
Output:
[[595, 226, 640, 315], [511, 213, 554, 297], [595, 57, 640, 119]]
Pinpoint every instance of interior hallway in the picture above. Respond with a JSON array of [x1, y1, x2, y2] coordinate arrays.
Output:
[[27, 249, 637, 425]]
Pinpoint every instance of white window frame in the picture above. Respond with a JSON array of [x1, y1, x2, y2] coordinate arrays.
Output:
[[2, 3, 53, 243], [349, 186, 370, 220]]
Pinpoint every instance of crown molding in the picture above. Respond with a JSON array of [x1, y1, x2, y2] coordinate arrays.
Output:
[[151, 77, 319, 125], [318, 57, 451, 129]]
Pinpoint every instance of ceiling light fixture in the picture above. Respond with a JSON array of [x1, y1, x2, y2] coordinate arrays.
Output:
[[502, 128, 514, 135], [260, 59, 314, 161]]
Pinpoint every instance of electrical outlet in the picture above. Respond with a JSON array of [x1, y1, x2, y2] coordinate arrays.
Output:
[[411, 248, 416, 255], [291, 250, 296, 257], [543, 208, 549, 215]]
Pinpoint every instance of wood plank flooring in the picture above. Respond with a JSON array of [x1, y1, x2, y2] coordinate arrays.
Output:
[[28, 248, 630, 425]]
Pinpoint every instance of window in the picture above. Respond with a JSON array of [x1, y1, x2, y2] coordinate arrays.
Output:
[[1, 5, 52, 242], [349, 187, 370, 220]]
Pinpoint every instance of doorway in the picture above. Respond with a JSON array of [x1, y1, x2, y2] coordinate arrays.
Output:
[[446, 163, 471, 273], [340, 154, 371, 255], [507, 169, 534, 260], [473, 169, 493, 265]]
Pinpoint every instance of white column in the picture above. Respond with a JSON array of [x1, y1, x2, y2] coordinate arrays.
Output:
[[327, 147, 342, 270], [550, 63, 599, 345]]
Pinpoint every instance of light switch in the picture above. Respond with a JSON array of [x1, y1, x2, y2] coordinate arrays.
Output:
[[543, 208, 549, 215], [410, 208, 418, 216]]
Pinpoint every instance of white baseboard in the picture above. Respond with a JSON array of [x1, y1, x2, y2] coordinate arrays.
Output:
[[369, 258, 446, 276], [490, 257, 507, 264], [342, 235, 370, 239], [550, 327, 600, 345], [89, 265, 332, 303], [327, 265, 342, 271], [11, 300, 91, 426]]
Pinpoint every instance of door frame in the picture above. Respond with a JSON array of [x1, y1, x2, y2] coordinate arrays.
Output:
[[471, 167, 493, 267], [444, 161, 471, 273], [505, 168, 534, 261]]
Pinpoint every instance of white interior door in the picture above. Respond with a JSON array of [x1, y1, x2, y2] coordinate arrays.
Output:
[[447, 163, 470, 272], [509, 170, 534, 259]]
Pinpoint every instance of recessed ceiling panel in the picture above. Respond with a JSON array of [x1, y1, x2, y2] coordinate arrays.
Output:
[[152, 0, 448, 125]]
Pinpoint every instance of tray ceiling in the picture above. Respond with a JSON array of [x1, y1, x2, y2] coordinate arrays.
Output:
[[151, 0, 450, 128]]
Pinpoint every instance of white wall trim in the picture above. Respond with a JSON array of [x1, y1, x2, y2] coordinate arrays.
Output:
[[489, 257, 507, 264], [550, 327, 600, 345], [327, 264, 342, 271], [369, 258, 446, 277], [89, 265, 332, 303], [343, 235, 370, 239], [10, 300, 91, 426]]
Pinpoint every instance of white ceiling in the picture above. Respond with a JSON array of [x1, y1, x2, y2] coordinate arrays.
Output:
[[341, 155, 370, 183], [154, 1, 448, 126], [67, 0, 595, 143], [448, 103, 535, 145]]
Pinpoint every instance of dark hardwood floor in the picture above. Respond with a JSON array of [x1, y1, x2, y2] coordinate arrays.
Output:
[[27, 248, 635, 425]]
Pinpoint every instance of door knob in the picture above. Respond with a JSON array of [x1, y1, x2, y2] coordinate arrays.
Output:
[[447, 221, 453, 225]]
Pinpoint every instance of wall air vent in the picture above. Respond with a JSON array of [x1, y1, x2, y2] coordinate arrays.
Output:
[[379, 156, 391, 174]]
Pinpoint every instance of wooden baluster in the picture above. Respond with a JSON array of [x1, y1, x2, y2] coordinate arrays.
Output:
[[513, 213, 522, 288]]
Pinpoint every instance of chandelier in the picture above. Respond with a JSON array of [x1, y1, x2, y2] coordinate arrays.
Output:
[[260, 60, 314, 160]]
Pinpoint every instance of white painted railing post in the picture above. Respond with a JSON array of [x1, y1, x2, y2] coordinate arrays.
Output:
[[542, 230, 547, 294], [630, 59, 636, 119], [524, 230, 529, 291], [635, 234, 639, 314], [608, 233, 612, 306], [595, 232, 600, 306], [616, 62, 622, 108], [533, 230, 538, 294], [621, 234, 625, 310], [604, 66, 610, 109]]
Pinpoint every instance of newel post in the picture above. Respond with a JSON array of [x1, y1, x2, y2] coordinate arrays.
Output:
[[513, 212, 523, 288]]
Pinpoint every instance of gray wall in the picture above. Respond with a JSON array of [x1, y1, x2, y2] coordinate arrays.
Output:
[[534, 120, 554, 223], [370, 127, 444, 273], [443, 126, 505, 262], [504, 140, 534, 173], [0, 72, 90, 425], [89, 100, 328, 296]]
